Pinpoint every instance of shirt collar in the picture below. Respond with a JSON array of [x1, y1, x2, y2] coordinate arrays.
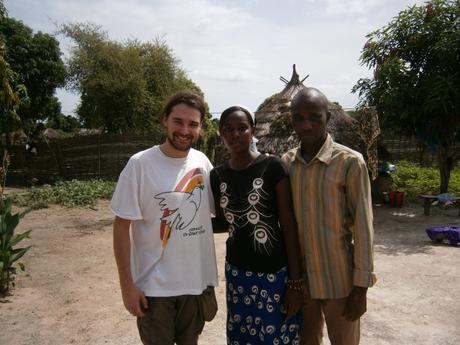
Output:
[[294, 133, 334, 166]]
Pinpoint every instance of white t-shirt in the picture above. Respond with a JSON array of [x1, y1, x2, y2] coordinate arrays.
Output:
[[111, 146, 218, 297]]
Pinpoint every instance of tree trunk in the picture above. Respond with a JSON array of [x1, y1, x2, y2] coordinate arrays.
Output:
[[418, 142, 427, 166], [5, 131, 11, 147], [438, 145, 454, 194]]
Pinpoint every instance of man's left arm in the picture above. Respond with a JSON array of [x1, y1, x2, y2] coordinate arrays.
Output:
[[343, 156, 377, 321]]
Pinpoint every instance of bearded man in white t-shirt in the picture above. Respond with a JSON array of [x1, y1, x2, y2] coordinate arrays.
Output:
[[111, 90, 218, 345]]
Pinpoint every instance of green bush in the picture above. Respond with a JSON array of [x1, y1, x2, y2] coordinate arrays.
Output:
[[392, 161, 460, 198], [1, 149, 31, 295], [13, 163, 460, 209], [13, 179, 116, 209], [0, 196, 31, 294]]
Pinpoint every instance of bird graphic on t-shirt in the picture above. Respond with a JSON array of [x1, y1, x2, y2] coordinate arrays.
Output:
[[155, 184, 204, 233]]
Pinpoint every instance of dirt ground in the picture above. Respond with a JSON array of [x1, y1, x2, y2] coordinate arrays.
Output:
[[1, 198, 459, 345]]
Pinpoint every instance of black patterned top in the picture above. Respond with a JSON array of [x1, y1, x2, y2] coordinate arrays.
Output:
[[210, 155, 288, 273]]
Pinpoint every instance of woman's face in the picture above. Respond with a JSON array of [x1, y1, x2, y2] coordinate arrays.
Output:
[[219, 110, 254, 154]]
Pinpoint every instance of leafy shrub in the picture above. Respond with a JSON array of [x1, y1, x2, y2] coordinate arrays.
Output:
[[0, 196, 31, 294], [392, 160, 460, 198], [270, 113, 292, 135], [13, 179, 116, 209], [0, 150, 31, 295]]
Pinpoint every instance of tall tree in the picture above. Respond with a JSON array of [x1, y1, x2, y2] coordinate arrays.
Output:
[[45, 113, 81, 134], [353, 0, 460, 193], [61, 23, 210, 134], [0, 12, 66, 132], [0, 39, 28, 145], [0, 0, 6, 18]]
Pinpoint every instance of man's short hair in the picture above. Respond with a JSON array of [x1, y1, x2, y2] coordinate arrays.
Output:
[[162, 90, 206, 121]]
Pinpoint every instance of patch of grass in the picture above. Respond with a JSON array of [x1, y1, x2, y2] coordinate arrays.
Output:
[[392, 161, 460, 199], [13, 163, 460, 209], [12, 179, 116, 209]]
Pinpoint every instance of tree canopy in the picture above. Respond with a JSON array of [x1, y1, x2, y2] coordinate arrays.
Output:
[[353, 0, 460, 193], [0, 1, 6, 18], [0, 39, 28, 144], [0, 13, 66, 132], [60, 22, 212, 134]]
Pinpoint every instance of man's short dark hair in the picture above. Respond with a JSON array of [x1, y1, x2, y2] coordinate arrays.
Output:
[[162, 90, 206, 121]]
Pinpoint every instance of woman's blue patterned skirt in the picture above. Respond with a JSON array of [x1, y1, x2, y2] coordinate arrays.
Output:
[[225, 261, 302, 345]]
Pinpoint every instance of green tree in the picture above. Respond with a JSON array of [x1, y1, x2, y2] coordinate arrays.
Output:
[[0, 0, 6, 18], [353, 0, 460, 193], [45, 113, 81, 134], [61, 23, 209, 134], [0, 13, 66, 132], [0, 39, 28, 145], [0, 149, 31, 295]]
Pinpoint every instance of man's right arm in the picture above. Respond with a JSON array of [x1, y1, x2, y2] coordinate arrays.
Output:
[[113, 216, 148, 317]]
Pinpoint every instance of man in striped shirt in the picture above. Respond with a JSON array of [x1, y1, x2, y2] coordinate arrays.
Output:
[[282, 87, 376, 345]]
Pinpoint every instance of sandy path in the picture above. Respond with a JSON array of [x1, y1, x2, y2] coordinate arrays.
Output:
[[1, 200, 459, 344]]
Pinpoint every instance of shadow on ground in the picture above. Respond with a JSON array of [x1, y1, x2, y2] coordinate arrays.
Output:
[[372, 203, 460, 256]]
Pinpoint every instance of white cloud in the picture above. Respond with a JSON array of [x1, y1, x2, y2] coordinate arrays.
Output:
[[302, 0, 421, 18], [5, 0, 428, 114]]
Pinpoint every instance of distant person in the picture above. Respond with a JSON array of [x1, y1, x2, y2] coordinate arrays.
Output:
[[111, 90, 218, 345], [282, 88, 376, 345], [211, 105, 303, 345], [250, 136, 259, 153], [25, 123, 45, 155]]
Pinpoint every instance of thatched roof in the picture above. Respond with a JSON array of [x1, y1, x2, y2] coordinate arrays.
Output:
[[43, 128, 61, 139], [254, 65, 380, 179], [254, 65, 305, 133], [1, 130, 27, 145]]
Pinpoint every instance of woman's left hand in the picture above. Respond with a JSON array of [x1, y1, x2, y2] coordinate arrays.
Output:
[[283, 288, 303, 320]]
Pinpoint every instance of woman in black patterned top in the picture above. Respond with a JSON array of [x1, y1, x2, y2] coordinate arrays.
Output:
[[210, 105, 304, 345]]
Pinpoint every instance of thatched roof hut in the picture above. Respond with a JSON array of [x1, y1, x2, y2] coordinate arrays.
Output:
[[254, 65, 380, 179], [43, 128, 61, 140]]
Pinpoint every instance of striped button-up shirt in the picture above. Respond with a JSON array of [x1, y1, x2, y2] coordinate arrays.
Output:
[[282, 134, 376, 299]]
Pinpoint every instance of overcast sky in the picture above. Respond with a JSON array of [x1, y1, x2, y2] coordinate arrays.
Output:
[[6, 0, 426, 116]]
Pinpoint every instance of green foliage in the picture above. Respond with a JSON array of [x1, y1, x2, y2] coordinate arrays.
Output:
[[0, 149, 31, 294], [392, 160, 460, 198], [14, 179, 116, 209], [0, 0, 6, 18], [346, 110, 359, 118], [0, 195, 30, 294], [270, 113, 291, 136], [354, 0, 460, 132], [256, 93, 279, 112], [0, 15, 66, 130], [45, 113, 82, 134], [60, 23, 204, 134], [256, 92, 293, 136], [353, 0, 460, 192], [0, 39, 28, 141]]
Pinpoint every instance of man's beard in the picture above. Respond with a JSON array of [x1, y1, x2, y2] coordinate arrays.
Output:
[[166, 133, 196, 152]]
